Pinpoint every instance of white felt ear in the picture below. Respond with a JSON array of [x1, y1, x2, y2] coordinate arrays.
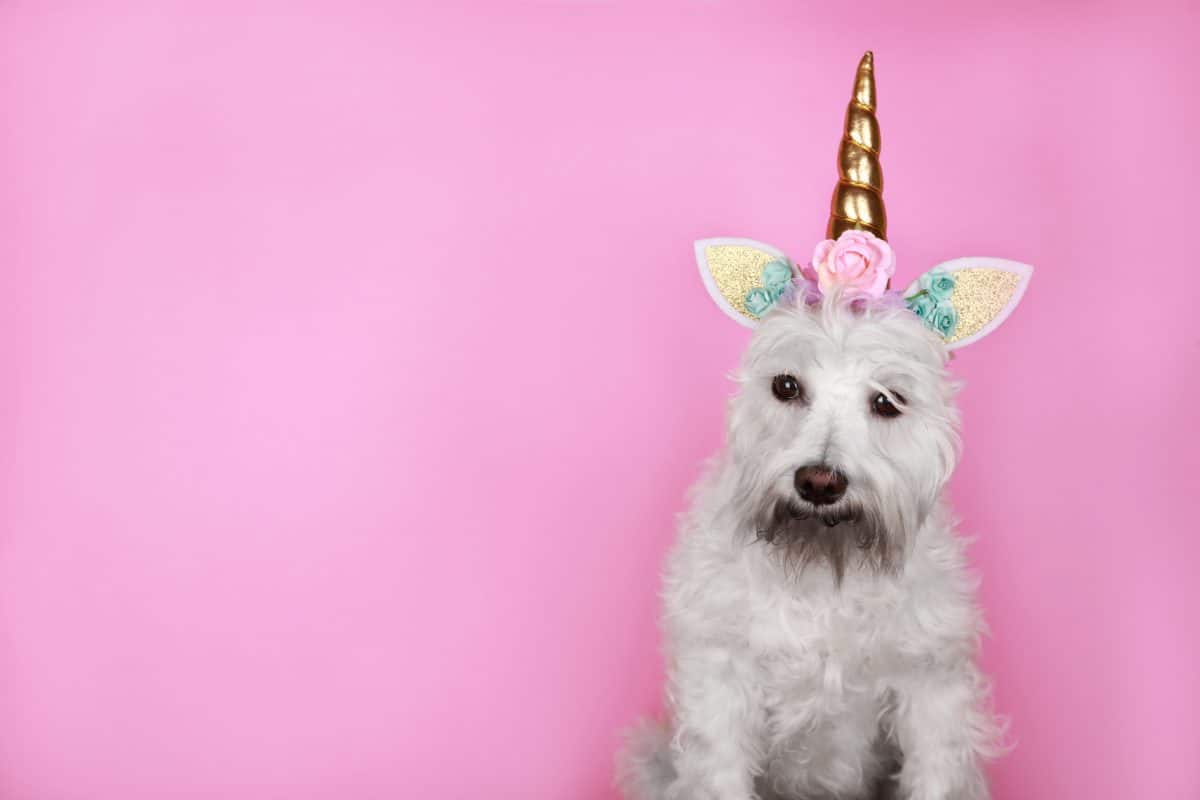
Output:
[[695, 237, 791, 328], [902, 257, 1033, 350]]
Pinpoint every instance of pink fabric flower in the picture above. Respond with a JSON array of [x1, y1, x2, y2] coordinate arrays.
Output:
[[806, 230, 895, 298]]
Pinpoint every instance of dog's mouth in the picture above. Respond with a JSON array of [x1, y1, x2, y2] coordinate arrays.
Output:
[[755, 498, 897, 580], [784, 502, 864, 531], [759, 500, 874, 545]]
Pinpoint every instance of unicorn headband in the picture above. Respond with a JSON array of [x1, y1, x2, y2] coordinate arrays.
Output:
[[695, 52, 1032, 349]]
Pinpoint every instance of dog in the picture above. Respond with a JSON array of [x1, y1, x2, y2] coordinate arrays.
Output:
[[617, 53, 1031, 800]]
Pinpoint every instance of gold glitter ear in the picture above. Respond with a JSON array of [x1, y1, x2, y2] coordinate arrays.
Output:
[[902, 257, 1033, 350], [694, 238, 792, 328]]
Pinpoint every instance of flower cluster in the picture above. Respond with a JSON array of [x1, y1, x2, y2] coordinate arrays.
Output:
[[744, 259, 796, 318], [743, 230, 900, 318], [736, 230, 959, 341], [904, 270, 959, 338]]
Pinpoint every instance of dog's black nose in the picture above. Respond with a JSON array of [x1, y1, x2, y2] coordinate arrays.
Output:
[[794, 465, 849, 506]]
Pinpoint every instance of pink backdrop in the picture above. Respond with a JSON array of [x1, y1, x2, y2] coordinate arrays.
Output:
[[2, 4, 1197, 799]]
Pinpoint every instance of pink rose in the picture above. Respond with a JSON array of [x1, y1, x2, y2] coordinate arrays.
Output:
[[806, 230, 895, 298]]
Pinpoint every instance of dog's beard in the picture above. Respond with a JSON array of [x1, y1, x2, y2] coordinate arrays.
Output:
[[754, 498, 903, 583]]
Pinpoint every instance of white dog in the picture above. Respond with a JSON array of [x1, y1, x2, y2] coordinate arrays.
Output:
[[618, 53, 1031, 800]]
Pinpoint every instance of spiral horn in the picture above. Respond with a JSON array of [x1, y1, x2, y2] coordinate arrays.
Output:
[[827, 51, 886, 241]]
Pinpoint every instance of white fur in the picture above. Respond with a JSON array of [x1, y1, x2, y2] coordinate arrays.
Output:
[[619, 298, 1004, 800]]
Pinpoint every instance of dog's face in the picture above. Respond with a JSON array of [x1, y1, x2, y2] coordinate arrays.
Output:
[[727, 299, 960, 578], [694, 238, 1032, 576]]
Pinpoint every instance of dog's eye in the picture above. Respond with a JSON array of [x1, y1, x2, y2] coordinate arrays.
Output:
[[771, 374, 804, 402], [871, 392, 904, 418]]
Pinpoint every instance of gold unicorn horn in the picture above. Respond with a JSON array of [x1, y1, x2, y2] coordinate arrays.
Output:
[[827, 51, 886, 241]]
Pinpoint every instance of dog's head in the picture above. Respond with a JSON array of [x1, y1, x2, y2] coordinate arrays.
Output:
[[700, 260, 1030, 578], [726, 295, 963, 578], [692, 53, 1032, 578]]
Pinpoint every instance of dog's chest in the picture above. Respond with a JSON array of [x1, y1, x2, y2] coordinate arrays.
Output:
[[745, 573, 900, 712]]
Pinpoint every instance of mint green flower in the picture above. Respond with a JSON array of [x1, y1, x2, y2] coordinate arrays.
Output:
[[745, 287, 775, 317], [761, 260, 793, 293], [744, 260, 795, 318], [905, 275, 959, 339], [923, 270, 956, 301], [930, 303, 959, 338], [906, 292, 938, 320]]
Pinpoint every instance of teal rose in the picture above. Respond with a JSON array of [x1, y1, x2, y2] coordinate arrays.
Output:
[[761, 260, 793, 293], [906, 292, 938, 320], [923, 270, 956, 301], [930, 303, 959, 338], [745, 287, 775, 317], [744, 260, 795, 318]]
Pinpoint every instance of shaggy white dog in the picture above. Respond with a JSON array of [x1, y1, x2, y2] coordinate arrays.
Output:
[[619, 296, 1004, 800]]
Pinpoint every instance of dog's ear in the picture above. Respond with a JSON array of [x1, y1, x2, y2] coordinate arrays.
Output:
[[694, 238, 794, 328], [902, 257, 1033, 351]]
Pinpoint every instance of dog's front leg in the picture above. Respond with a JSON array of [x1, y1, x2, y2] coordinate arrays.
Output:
[[666, 645, 763, 800], [891, 665, 996, 800]]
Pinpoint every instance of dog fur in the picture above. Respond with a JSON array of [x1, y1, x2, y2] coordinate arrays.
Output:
[[618, 295, 1004, 800]]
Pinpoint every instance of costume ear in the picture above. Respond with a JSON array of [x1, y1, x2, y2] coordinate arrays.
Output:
[[902, 257, 1033, 350], [695, 238, 794, 328]]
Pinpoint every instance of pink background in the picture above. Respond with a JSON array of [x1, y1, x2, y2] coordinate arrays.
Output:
[[2, 3, 1198, 799]]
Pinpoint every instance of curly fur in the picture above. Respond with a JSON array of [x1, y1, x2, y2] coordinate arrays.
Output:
[[618, 298, 1004, 800]]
